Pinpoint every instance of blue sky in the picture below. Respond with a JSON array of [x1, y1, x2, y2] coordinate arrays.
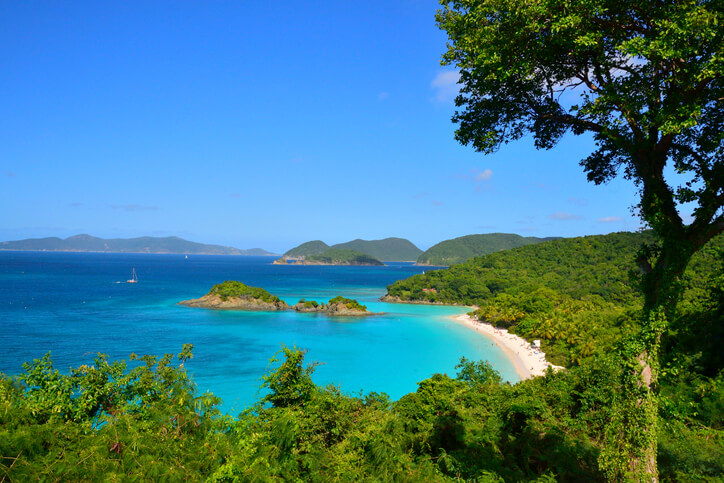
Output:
[[1, 1, 643, 253]]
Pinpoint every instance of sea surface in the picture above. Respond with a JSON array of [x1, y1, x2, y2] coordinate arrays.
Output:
[[0, 251, 519, 413]]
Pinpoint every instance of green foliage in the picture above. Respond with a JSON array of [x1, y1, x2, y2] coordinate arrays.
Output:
[[2, 239, 722, 482], [261, 345, 318, 408], [283, 239, 330, 257], [438, 1, 724, 475], [208, 280, 281, 303], [3, 327, 724, 481], [455, 357, 502, 387], [284, 238, 422, 261], [327, 296, 367, 312], [331, 237, 423, 262], [417, 233, 558, 266], [307, 248, 384, 266], [0, 345, 229, 481]]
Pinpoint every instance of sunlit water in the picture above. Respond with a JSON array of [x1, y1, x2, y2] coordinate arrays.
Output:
[[0, 252, 519, 413]]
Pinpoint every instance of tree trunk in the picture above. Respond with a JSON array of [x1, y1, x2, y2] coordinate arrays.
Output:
[[621, 240, 693, 482]]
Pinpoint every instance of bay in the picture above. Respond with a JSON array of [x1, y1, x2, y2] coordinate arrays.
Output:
[[0, 251, 519, 413]]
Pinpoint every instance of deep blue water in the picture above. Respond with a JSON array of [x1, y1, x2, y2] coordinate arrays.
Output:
[[0, 251, 518, 413]]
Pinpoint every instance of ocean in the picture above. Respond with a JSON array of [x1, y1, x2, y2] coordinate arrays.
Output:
[[0, 251, 518, 413]]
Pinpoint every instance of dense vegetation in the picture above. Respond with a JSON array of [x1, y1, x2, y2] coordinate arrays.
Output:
[[388, 231, 724, 366], [3, 282, 723, 482], [2, 230, 722, 480], [283, 240, 330, 258], [332, 237, 422, 261], [295, 297, 368, 313], [307, 248, 384, 266], [283, 238, 421, 262], [438, 0, 724, 475], [416, 233, 559, 266], [208, 280, 281, 304], [327, 296, 367, 312]]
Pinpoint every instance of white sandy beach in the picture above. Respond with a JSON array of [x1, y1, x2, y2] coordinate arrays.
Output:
[[451, 314, 563, 380]]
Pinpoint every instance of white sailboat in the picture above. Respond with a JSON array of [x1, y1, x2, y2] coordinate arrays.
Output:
[[127, 268, 138, 283]]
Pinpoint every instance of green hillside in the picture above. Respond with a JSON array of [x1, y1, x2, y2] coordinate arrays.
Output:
[[282, 240, 330, 258], [0, 234, 274, 256], [282, 237, 422, 261], [307, 248, 384, 266], [416, 233, 559, 266], [331, 238, 422, 261], [388, 230, 724, 365]]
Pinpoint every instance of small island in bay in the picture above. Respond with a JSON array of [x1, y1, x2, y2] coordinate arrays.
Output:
[[180, 281, 378, 316], [292, 296, 377, 316], [179, 281, 289, 311], [274, 248, 384, 266]]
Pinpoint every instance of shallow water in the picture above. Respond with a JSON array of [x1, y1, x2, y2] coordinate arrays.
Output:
[[0, 252, 518, 413]]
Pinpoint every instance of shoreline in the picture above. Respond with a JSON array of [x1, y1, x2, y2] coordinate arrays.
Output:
[[450, 314, 563, 380]]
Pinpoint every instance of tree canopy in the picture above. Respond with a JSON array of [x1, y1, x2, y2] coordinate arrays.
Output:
[[437, 0, 723, 252]]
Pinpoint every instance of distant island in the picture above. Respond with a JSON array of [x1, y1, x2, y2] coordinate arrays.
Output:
[[416, 233, 560, 266], [275, 237, 421, 264], [179, 281, 289, 311], [0, 234, 277, 256], [291, 296, 375, 316], [274, 248, 384, 266], [180, 281, 376, 316]]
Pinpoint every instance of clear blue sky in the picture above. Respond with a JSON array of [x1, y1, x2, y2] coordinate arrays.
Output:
[[1, 1, 643, 253]]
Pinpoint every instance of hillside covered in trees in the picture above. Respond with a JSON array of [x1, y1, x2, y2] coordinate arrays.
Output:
[[282, 240, 330, 258], [280, 237, 421, 262], [416, 233, 559, 266], [305, 248, 384, 266]]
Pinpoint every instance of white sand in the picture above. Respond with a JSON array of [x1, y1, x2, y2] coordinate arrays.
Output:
[[450, 314, 563, 380]]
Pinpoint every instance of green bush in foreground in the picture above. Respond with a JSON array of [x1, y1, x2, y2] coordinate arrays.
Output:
[[1, 338, 722, 481]]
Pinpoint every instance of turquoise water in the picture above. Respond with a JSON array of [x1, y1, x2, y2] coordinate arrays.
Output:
[[0, 252, 518, 413]]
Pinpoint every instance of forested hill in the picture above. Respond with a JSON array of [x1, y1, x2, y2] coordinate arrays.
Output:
[[282, 237, 422, 261], [389, 231, 656, 306], [0, 234, 275, 256], [306, 248, 384, 266], [416, 233, 559, 266], [386, 230, 724, 368], [282, 240, 330, 258], [332, 238, 422, 261]]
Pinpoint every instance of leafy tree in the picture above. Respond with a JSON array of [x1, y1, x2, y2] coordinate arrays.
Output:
[[261, 345, 318, 408], [437, 1, 723, 479]]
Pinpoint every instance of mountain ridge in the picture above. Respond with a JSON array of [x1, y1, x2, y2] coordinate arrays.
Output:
[[0, 234, 276, 256], [416, 233, 561, 266], [281, 237, 421, 262]]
